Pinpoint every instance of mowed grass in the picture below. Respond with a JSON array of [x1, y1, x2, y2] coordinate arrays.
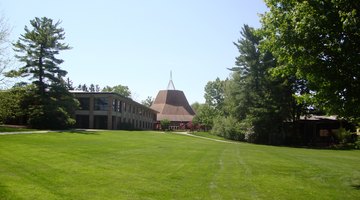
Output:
[[0, 131, 359, 200], [188, 131, 229, 141], [0, 126, 36, 132]]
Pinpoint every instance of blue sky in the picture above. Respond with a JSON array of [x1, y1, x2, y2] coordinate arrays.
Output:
[[1, 0, 267, 103]]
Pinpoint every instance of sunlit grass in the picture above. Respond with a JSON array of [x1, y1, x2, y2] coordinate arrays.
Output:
[[0, 130, 359, 199], [188, 131, 230, 141]]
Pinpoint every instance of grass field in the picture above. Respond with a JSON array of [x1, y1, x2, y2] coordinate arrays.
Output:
[[0, 126, 36, 132], [188, 131, 229, 141], [0, 130, 359, 200]]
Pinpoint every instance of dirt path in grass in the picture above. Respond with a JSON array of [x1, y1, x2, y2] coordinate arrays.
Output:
[[173, 132, 238, 144]]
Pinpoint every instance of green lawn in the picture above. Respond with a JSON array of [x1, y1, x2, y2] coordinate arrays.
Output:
[[0, 131, 359, 200], [187, 131, 230, 141]]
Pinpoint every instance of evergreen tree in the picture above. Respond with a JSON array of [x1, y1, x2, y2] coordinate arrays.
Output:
[[89, 84, 95, 92], [76, 84, 82, 91], [65, 77, 74, 90], [225, 25, 294, 144], [12, 17, 77, 129], [95, 84, 100, 92], [81, 84, 88, 92], [13, 17, 71, 96]]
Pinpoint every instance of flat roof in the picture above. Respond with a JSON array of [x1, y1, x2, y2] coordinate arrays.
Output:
[[70, 91, 158, 113]]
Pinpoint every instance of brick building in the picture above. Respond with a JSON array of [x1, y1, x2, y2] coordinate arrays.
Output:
[[72, 92, 157, 130]]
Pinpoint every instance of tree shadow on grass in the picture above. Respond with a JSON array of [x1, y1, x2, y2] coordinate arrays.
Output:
[[64, 129, 100, 135], [351, 184, 360, 190]]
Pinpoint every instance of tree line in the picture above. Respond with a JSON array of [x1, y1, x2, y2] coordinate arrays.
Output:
[[193, 0, 359, 145]]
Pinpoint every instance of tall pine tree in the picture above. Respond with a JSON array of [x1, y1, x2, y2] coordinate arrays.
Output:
[[12, 17, 78, 129], [13, 17, 70, 96], [225, 25, 294, 144]]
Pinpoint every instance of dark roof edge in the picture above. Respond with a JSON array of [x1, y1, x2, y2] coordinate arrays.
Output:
[[70, 91, 158, 113]]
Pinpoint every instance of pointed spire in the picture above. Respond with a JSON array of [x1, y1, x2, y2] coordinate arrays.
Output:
[[167, 70, 176, 90]]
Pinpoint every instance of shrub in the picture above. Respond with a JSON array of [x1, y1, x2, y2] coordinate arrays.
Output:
[[160, 119, 171, 131], [28, 104, 75, 129], [212, 116, 245, 141]]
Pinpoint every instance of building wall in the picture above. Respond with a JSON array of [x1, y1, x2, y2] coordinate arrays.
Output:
[[73, 92, 157, 130]]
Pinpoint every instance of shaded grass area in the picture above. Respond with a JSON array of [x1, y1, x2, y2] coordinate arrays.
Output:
[[0, 131, 359, 199], [0, 126, 36, 132]]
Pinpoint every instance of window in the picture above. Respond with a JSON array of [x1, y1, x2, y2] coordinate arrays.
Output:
[[118, 101, 122, 112], [113, 99, 117, 111], [94, 97, 108, 111], [78, 97, 90, 110]]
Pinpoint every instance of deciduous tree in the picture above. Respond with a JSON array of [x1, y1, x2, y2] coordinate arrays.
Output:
[[0, 15, 11, 87], [261, 0, 360, 123], [204, 78, 226, 111], [141, 96, 153, 107], [102, 84, 131, 98]]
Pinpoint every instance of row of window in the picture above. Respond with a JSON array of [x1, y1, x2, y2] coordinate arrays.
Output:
[[75, 114, 153, 130], [77, 97, 154, 119]]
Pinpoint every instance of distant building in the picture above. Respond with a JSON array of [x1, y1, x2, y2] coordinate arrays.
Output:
[[284, 115, 356, 146], [150, 72, 195, 130], [72, 92, 157, 130]]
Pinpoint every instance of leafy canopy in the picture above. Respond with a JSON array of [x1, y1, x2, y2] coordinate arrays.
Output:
[[261, 0, 360, 122], [102, 84, 131, 98]]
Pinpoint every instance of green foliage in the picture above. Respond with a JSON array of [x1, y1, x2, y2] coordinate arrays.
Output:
[[0, 90, 21, 123], [9, 17, 78, 129], [204, 77, 226, 111], [27, 103, 75, 129], [12, 17, 71, 96], [261, 0, 360, 123], [141, 96, 153, 107], [192, 103, 219, 130], [224, 24, 294, 144], [160, 119, 170, 130], [190, 102, 201, 113], [212, 116, 245, 141], [11, 84, 79, 129], [102, 84, 131, 98], [332, 128, 360, 149], [0, 85, 33, 124]]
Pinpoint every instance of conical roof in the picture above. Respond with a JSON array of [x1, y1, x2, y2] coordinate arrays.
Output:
[[151, 90, 195, 122]]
